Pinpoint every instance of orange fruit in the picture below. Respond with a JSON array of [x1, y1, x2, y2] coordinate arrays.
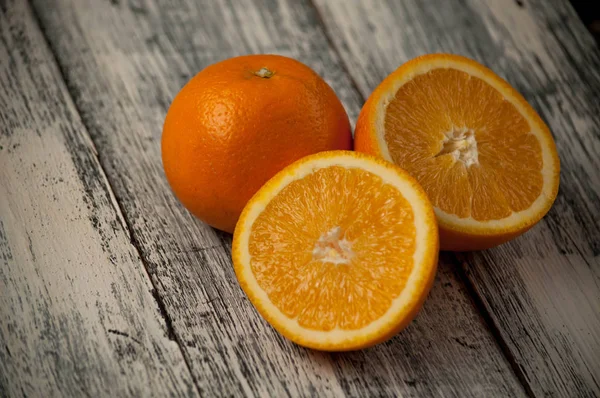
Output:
[[162, 54, 352, 232], [355, 54, 560, 251], [232, 151, 438, 351]]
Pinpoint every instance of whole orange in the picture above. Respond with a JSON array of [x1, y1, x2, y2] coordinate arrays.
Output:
[[162, 54, 352, 232]]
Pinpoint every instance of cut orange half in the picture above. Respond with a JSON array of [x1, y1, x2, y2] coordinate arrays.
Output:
[[355, 54, 560, 251], [232, 151, 438, 351]]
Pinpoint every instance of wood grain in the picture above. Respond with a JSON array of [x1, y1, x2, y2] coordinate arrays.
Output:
[[29, 0, 526, 395], [312, 0, 600, 396], [0, 1, 197, 396]]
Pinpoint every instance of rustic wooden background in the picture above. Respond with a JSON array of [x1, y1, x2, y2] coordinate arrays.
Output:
[[1, 0, 599, 397]]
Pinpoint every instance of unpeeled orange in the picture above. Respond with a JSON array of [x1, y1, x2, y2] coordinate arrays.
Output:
[[233, 151, 438, 350], [355, 54, 560, 251], [162, 55, 352, 232]]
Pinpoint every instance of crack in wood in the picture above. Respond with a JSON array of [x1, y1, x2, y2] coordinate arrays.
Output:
[[107, 329, 143, 345]]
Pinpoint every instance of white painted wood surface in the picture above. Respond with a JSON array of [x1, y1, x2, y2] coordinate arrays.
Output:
[[313, 0, 600, 396], [0, 2, 197, 397], [24, 0, 528, 396], [3, 0, 598, 396]]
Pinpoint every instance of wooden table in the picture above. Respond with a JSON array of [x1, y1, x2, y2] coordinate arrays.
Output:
[[1, 0, 598, 396]]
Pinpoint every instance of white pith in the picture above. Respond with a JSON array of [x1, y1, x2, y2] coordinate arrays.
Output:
[[312, 226, 353, 265], [437, 126, 479, 167]]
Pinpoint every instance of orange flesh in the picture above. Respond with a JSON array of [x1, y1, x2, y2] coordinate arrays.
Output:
[[248, 166, 416, 331], [384, 68, 544, 221]]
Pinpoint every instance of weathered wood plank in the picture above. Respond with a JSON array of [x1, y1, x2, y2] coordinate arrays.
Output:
[[312, 0, 600, 396], [0, 1, 197, 396], [30, 0, 526, 395]]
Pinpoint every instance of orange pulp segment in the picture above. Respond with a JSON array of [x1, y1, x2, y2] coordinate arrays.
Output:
[[355, 54, 560, 250], [232, 151, 438, 351]]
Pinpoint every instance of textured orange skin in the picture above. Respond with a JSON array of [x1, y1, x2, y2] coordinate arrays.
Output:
[[355, 91, 382, 157], [162, 55, 352, 232], [355, 54, 560, 251]]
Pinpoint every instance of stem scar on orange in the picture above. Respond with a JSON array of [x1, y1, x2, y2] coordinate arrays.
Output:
[[162, 54, 352, 232], [355, 54, 560, 251]]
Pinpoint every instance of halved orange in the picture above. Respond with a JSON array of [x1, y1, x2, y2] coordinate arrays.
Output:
[[232, 151, 438, 351], [355, 54, 560, 251]]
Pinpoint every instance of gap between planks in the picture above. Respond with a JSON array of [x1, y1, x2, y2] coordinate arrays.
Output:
[[25, 1, 203, 396], [310, 0, 600, 396], [306, 0, 533, 394]]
